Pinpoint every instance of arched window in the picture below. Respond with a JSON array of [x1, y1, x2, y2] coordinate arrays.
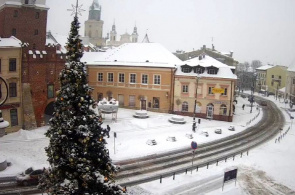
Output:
[[220, 104, 227, 115], [182, 101, 188, 112]]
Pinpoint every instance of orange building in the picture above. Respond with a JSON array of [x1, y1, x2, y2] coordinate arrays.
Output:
[[174, 54, 237, 122], [84, 43, 182, 113]]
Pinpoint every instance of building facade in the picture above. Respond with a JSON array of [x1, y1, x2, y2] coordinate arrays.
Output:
[[0, 0, 66, 129], [256, 65, 287, 95], [0, 36, 23, 133], [174, 55, 237, 122], [84, 43, 181, 113]]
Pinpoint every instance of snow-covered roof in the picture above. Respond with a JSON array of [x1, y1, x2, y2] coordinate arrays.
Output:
[[176, 55, 237, 80], [256, 65, 273, 71], [0, 36, 21, 48], [288, 63, 295, 72], [46, 32, 68, 53], [83, 43, 183, 68], [0, 0, 49, 10]]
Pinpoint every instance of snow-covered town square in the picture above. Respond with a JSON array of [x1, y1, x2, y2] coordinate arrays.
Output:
[[1, 0, 295, 194]]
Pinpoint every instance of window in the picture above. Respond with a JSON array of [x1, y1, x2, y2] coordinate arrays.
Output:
[[0, 84, 2, 99], [98, 73, 103, 81], [9, 58, 16, 71], [47, 84, 54, 99], [142, 74, 148, 84], [182, 67, 191, 73], [279, 76, 281, 79], [14, 10, 18, 17], [272, 75, 274, 78], [293, 78, 295, 85], [9, 83, 17, 97], [12, 28, 16, 36], [271, 81, 274, 86], [220, 104, 227, 115], [182, 101, 188, 112], [10, 109, 18, 126], [108, 73, 113, 82], [182, 85, 188, 93], [35, 12, 39, 19], [208, 69, 217, 74], [129, 95, 135, 107], [153, 97, 160, 108], [119, 73, 125, 83], [154, 75, 161, 85], [208, 87, 214, 95], [25, 0, 29, 4], [221, 88, 228, 96], [130, 74, 136, 83], [34, 29, 38, 35]]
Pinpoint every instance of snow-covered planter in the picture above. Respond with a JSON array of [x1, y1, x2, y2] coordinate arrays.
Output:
[[0, 120, 9, 137], [133, 110, 149, 119], [97, 98, 119, 114], [0, 157, 7, 171], [168, 115, 186, 124]]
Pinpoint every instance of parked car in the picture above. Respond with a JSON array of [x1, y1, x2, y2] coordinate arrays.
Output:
[[228, 126, 235, 131], [16, 168, 44, 186], [146, 139, 157, 146], [215, 129, 222, 134], [166, 136, 176, 142]]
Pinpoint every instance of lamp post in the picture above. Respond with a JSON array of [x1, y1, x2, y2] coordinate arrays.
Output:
[[0, 77, 9, 137], [250, 73, 257, 113], [193, 75, 200, 133]]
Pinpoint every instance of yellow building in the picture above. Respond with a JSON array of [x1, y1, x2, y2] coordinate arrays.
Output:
[[174, 55, 237, 122], [84, 43, 182, 113], [0, 37, 23, 133], [256, 65, 288, 95]]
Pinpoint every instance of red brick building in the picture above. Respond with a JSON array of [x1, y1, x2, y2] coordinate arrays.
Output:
[[0, 0, 66, 128]]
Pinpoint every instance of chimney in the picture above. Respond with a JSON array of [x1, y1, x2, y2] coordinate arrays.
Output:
[[230, 51, 233, 57], [212, 44, 215, 51], [203, 45, 206, 50]]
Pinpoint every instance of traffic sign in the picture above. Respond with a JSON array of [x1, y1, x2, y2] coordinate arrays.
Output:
[[191, 141, 197, 150]]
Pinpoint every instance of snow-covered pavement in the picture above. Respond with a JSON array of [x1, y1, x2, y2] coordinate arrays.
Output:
[[1, 93, 294, 195]]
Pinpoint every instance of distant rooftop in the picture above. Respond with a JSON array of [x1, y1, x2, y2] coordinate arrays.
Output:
[[0, 36, 21, 47]]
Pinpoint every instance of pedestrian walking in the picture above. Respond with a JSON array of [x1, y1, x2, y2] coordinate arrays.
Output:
[[242, 104, 245, 110], [106, 125, 110, 138]]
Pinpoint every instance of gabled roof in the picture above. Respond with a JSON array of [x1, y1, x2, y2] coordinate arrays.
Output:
[[82, 42, 182, 68], [0, 36, 21, 48], [176, 55, 237, 80]]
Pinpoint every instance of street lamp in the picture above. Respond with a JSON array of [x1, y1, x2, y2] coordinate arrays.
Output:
[[250, 73, 257, 113], [193, 74, 200, 133]]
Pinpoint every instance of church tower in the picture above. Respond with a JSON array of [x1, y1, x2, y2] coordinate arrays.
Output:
[[84, 0, 105, 47], [110, 22, 117, 42], [131, 25, 138, 43]]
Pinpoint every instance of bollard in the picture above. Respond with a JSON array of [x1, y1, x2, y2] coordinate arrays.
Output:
[[275, 139, 277, 143], [233, 155, 235, 161], [160, 175, 162, 183], [247, 151, 249, 156], [173, 173, 175, 180], [185, 169, 187, 174], [241, 152, 243, 158], [207, 163, 209, 169], [225, 157, 227, 162], [196, 166, 198, 172], [216, 160, 218, 166]]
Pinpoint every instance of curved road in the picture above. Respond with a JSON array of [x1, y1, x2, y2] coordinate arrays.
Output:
[[115, 96, 285, 186]]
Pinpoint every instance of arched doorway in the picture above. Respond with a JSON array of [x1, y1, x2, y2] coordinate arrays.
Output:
[[44, 102, 54, 125], [206, 103, 214, 119]]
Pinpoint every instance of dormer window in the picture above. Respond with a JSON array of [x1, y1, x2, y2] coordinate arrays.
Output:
[[207, 66, 219, 75], [194, 65, 205, 74], [181, 65, 192, 73]]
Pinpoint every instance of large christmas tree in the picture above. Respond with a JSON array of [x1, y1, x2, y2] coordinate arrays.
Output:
[[39, 11, 125, 195]]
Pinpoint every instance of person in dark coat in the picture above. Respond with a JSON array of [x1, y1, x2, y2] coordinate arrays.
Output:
[[106, 125, 110, 138], [242, 104, 245, 110]]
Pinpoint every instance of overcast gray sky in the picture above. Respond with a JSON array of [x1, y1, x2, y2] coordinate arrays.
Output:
[[46, 0, 295, 66]]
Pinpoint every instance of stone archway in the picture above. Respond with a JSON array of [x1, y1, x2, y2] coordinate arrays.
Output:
[[44, 102, 54, 125]]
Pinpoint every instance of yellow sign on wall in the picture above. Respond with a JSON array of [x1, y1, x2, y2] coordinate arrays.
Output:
[[212, 88, 225, 94]]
